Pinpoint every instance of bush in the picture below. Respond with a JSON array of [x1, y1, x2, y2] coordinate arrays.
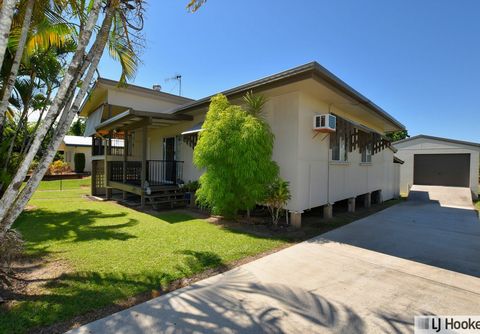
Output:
[[184, 180, 200, 192], [49, 160, 70, 175], [74, 153, 86, 173], [194, 94, 279, 218], [264, 178, 291, 226]]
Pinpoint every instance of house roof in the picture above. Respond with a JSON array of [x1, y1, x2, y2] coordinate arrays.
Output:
[[394, 135, 480, 148], [79, 78, 193, 117], [181, 122, 204, 135], [63, 135, 92, 147], [95, 109, 193, 132], [96, 78, 194, 104], [169, 61, 405, 131], [393, 156, 404, 164]]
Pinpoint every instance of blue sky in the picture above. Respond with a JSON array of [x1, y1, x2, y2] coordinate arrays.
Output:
[[99, 0, 480, 142]]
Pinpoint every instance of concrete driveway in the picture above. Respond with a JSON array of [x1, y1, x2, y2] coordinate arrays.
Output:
[[68, 186, 480, 334]]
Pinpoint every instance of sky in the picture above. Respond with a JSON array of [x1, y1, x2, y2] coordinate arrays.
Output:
[[98, 0, 480, 142]]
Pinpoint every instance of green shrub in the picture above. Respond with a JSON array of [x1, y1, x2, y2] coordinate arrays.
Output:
[[264, 178, 291, 226], [194, 94, 279, 218], [74, 153, 86, 173], [49, 160, 70, 175], [184, 180, 200, 192]]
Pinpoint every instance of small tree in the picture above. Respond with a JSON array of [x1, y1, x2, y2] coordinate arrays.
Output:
[[69, 118, 86, 136], [386, 130, 409, 142], [74, 153, 86, 173], [194, 94, 279, 218], [264, 178, 291, 226]]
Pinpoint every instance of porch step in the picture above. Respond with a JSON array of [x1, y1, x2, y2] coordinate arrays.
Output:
[[146, 191, 185, 200], [150, 185, 179, 192], [145, 188, 188, 209]]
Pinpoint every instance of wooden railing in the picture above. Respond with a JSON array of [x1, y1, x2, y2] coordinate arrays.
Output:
[[92, 135, 127, 157], [147, 160, 184, 186], [108, 160, 184, 186]]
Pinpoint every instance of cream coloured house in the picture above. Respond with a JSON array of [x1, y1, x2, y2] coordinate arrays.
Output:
[[79, 62, 405, 226], [58, 135, 93, 172]]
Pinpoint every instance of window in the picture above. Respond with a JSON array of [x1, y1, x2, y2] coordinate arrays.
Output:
[[361, 143, 372, 163], [332, 134, 348, 161]]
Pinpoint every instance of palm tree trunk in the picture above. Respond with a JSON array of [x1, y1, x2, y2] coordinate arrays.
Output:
[[0, 0, 103, 222], [0, 8, 115, 232], [0, 0, 35, 135], [4, 73, 36, 169], [0, 0, 17, 73], [3, 110, 27, 169], [21, 89, 51, 155]]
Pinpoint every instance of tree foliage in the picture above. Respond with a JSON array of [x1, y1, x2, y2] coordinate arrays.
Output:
[[194, 94, 279, 218], [386, 130, 409, 142], [68, 118, 86, 136]]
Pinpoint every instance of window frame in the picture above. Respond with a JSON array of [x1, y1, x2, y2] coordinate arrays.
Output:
[[361, 142, 372, 163], [331, 133, 348, 162]]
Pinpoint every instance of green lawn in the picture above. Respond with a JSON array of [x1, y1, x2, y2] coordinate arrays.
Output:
[[2, 178, 287, 333]]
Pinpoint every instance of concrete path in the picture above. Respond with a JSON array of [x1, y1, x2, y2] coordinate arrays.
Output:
[[68, 186, 480, 334]]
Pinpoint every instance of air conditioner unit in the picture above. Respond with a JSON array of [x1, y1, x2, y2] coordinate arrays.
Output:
[[313, 114, 336, 132]]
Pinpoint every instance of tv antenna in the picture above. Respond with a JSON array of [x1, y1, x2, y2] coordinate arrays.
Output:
[[165, 74, 182, 96]]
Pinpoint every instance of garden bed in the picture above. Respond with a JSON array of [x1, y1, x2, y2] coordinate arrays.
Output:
[[24, 172, 90, 182]]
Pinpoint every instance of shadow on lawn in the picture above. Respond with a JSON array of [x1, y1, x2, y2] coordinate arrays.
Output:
[[2, 250, 227, 333], [3, 249, 366, 334], [154, 212, 198, 224], [3, 247, 427, 334], [15, 208, 138, 250]]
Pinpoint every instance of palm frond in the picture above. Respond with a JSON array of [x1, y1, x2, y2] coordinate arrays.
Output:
[[107, 12, 140, 84], [186, 0, 207, 12], [25, 20, 74, 56], [243, 91, 268, 117]]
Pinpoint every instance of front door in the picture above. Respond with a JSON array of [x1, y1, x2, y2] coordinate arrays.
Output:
[[163, 137, 176, 183]]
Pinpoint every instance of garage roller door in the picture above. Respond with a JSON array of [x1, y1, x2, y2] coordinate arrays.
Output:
[[413, 153, 470, 187]]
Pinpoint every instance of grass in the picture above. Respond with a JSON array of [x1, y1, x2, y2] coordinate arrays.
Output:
[[2, 178, 287, 333], [475, 200, 480, 211], [2, 178, 402, 333]]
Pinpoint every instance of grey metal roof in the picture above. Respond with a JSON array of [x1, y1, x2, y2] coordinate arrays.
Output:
[[393, 156, 404, 164], [394, 135, 480, 148], [63, 135, 92, 146], [95, 109, 193, 132], [181, 122, 204, 135], [170, 61, 405, 131], [96, 78, 194, 103]]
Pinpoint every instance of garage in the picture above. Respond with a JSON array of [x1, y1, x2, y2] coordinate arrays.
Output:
[[413, 153, 470, 187], [393, 135, 480, 198]]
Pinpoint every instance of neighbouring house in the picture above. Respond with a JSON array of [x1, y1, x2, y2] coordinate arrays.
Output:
[[393, 135, 480, 199], [79, 62, 405, 226], [58, 135, 93, 173]]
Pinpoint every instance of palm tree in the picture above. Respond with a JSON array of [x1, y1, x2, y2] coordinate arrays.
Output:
[[0, 0, 104, 228], [0, 0, 74, 136], [243, 91, 268, 117], [0, 0, 18, 69], [0, 0, 208, 246], [0, 0, 35, 136], [0, 0, 117, 232]]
